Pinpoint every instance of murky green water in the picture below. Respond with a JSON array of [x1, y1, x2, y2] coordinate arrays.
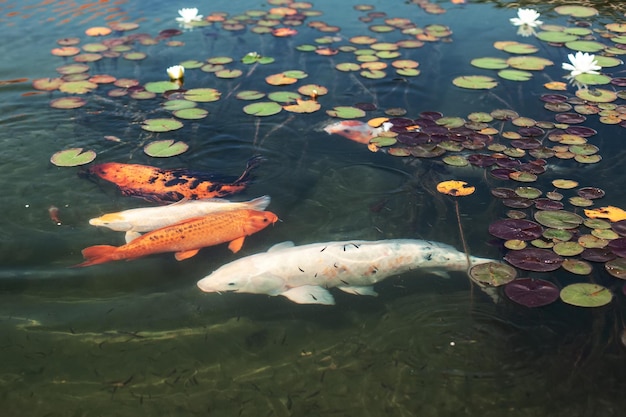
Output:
[[1, 0, 626, 415]]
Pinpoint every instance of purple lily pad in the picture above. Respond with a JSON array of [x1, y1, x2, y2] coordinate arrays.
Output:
[[491, 187, 517, 199], [608, 238, 626, 258], [555, 113, 586, 124], [577, 187, 605, 199], [354, 102, 377, 111], [502, 197, 534, 209], [418, 111, 443, 121], [388, 117, 415, 127], [518, 162, 546, 175], [505, 278, 560, 307], [489, 219, 544, 241], [504, 248, 564, 272], [535, 198, 565, 211], [612, 220, 626, 237], [564, 126, 597, 137], [611, 77, 626, 87], [511, 139, 542, 149], [580, 247, 616, 263], [467, 154, 497, 167], [490, 168, 516, 180], [540, 94, 568, 103], [421, 125, 449, 135], [496, 158, 522, 169], [517, 126, 545, 137]]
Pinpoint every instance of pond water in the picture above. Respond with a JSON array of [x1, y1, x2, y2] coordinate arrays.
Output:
[[2, 0, 626, 415]]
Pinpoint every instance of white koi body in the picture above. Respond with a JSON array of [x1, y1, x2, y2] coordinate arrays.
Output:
[[89, 196, 270, 242], [197, 239, 494, 305]]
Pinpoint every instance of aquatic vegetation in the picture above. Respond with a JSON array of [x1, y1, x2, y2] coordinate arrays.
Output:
[[176, 7, 203, 26], [166, 65, 185, 81], [510, 8, 543, 37]]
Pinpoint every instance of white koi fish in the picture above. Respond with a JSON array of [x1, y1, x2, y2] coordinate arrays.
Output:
[[197, 239, 495, 305], [89, 195, 270, 243], [323, 120, 393, 144]]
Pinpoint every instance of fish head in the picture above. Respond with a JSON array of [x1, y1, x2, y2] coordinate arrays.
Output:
[[323, 120, 376, 144], [88, 213, 131, 231], [244, 210, 279, 234], [197, 264, 284, 296]]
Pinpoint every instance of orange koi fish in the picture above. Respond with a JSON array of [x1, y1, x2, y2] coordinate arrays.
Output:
[[86, 156, 262, 204], [323, 120, 392, 144], [74, 209, 278, 267]]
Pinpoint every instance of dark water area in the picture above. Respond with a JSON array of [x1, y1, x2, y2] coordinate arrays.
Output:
[[1, 0, 626, 416]]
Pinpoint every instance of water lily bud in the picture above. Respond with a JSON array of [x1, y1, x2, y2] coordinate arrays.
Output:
[[167, 65, 185, 81]]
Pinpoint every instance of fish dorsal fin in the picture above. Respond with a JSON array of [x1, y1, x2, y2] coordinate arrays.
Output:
[[281, 286, 335, 305], [124, 231, 142, 243], [337, 285, 378, 297], [228, 236, 246, 253], [267, 241, 295, 252], [175, 249, 200, 261]]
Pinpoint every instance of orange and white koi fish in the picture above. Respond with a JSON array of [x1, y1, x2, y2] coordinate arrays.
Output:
[[89, 196, 271, 243], [85, 156, 262, 204], [323, 120, 392, 144], [74, 209, 278, 267]]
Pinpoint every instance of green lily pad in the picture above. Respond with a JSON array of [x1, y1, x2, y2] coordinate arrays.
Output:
[[184, 88, 221, 103], [605, 258, 626, 279], [553, 241, 584, 256], [243, 101, 283, 116], [180, 60, 204, 69], [268, 91, 302, 103], [141, 118, 184, 132], [561, 259, 593, 275], [575, 73, 611, 86], [282, 70, 308, 79], [543, 228, 573, 241], [502, 42, 539, 54], [507, 56, 554, 71], [565, 40, 605, 53], [436, 117, 465, 128], [335, 62, 361, 72], [207, 56, 234, 65], [534, 210, 584, 229], [452, 75, 498, 90], [50, 97, 87, 109], [326, 106, 366, 119], [515, 186, 541, 199], [123, 51, 146, 61], [370, 136, 397, 147], [560, 283, 611, 308], [283, 99, 321, 113], [59, 80, 98, 94], [498, 69, 533, 81], [173, 108, 208, 120], [594, 56, 622, 68], [396, 68, 421, 77], [469, 262, 517, 287], [144, 140, 189, 157], [536, 31, 578, 43], [145, 81, 180, 93], [50, 148, 96, 167], [216, 69, 243, 79], [470, 57, 509, 70], [576, 88, 617, 103], [360, 70, 386, 79], [162, 99, 196, 111], [442, 155, 469, 167], [554, 5, 598, 18], [236, 90, 265, 100]]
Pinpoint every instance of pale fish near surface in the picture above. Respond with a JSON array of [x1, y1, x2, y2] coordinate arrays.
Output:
[[89, 195, 270, 243], [197, 239, 495, 305]]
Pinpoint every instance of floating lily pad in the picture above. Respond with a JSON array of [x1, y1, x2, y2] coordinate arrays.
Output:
[[184, 88, 221, 102], [498, 69, 533, 81], [469, 262, 517, 287], [489, 219, 543, 241], [141, 118, 184, 132], [59, 80, 98, 94], [326, 106, 366, 119], [163, 99, 196, 111], [436, 180, 475, 197], [144, 140, 189, 157], [536, 31, 578, 43], [452, 75, 498, 90], [562, 259, 593, 275], [370, 136, 397, 147], [50, 148, 96, 167], [335, 63, 361, 72], [243, 101, 283, 116], [565, 40, 605, 53], [560, 283, 611, 308], [298, 84, 328, 96], [605, 258, 626, 279], [470, 57, 508, 70], [553, 241, 584, 256], [173, 108, 208, 120], [502, 42, 539, 54], [504, 278, 560, 307], [283, 99, 321, 113], [236, 90, 265, 100], [535, 210, 583, 229], [505, 248, 564, 272], [216, 69, 243, 79], [554, 5, 598, 18], [145, 81, 180, 93], [507, 56, 554, 71], [50, 97, 87, 109]]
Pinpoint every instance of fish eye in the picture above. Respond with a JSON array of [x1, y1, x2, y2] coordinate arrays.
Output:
[[228, 282, 236, 286]]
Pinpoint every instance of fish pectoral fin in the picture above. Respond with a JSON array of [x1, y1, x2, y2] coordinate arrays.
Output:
[[267, 241, 295, 252], [337, 285, 378, 297], [281, 286, 335, 305], [175, 249, 200, 261], [228, 236, 246, 253], [124, 231, 142, 243], [430, 270, 451, 279]]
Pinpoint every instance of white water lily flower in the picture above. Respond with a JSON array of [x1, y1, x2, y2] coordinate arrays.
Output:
[[562, 51, 601, 77], [167, 65, 185, 81], [176, 7, 203, 24], [510, 8, 543, 28]]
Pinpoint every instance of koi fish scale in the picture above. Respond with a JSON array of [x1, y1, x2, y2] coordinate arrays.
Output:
[[87, 156, 262, 204]]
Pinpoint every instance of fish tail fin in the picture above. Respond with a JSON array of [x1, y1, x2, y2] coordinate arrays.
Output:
[[72, 245, 118, 267], [246, 195, 271, 211], [234, 155, 264, 184]]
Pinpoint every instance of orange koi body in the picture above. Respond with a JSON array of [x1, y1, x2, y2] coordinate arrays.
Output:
[[87, 156, 261, 204], [75, 209, 278, 267], [323, 120, 387, 144]]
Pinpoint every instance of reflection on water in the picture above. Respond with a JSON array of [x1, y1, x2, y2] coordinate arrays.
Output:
[[1, 0, 626, 415]]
